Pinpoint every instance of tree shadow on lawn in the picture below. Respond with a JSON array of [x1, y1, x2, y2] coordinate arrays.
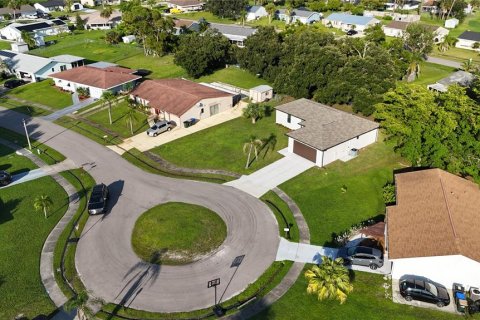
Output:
[[106, 250, 166, 320], [0, 197, 19, 225]]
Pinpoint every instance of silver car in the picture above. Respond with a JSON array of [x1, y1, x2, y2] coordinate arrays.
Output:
[[146, 120, 174, 137], [337, 246, 384, 270]]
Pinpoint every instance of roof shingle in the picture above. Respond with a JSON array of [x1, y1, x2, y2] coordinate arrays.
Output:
[[50, 66, 140, 89]]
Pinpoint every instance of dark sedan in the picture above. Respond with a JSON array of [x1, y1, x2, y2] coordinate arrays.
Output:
[[4, 79, 26, 89], [88, 183, 109, 215], [400, 276, 450, 307], [0, 170, 12, 186]]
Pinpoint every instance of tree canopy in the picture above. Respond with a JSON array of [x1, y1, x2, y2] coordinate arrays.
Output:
[[174, 30, 232, 78], [375, 84, 480, 180], [205, 0, 248, 19]]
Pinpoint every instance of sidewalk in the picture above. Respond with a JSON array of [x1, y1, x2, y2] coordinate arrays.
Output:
[[224, 149, 315, 198], [41, 97, 95, 121], [114, 104, 244, 153]]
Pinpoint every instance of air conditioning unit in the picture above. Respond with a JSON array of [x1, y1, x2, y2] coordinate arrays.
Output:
[[470, 287, 480, 302], [349, 148, 358, 157]]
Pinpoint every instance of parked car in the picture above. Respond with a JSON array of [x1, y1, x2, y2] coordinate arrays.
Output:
[[87, 183, 109, 215], [346, 29, 358, 36], [146, 120, 174, 137], [0, 170, 12, 186], [4, 79, 26, 89], [399, 276, 450, 307], [337, 245, 383, 270]]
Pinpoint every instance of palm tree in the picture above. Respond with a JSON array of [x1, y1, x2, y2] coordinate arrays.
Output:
[[64, 0, 73, 13], [304, 256, 354, 304], [100, 5, 113, 20], [124, 107, 138, 135], [240, 9, 247, 26], [34, 195, 53, 219], [461, 58, 475, 72], [243, 135, 263, 169], [7, 0, 24, 22], [242, 103, 266, 124], [64, 291, 104, 320], [266, 3, 276, 24], [101, 91, 115, 125], [437, 35, 457, 52]]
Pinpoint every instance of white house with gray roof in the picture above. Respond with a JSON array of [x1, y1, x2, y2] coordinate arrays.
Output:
[[0, 50, 84, 82], [209, 23, 256, 47], [246, 6, 268, 21], [276, 99, 379, 166], [456, 31, 480, 50], [323, 13, 379, 32], [427, 70, 475, 92], [276, 8, 321, 24]]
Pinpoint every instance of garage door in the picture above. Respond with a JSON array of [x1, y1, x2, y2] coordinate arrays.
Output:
[[293, 140, 317, 163]]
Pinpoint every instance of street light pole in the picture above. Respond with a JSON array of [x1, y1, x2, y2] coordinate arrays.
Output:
[[22, 118, 31, 150]]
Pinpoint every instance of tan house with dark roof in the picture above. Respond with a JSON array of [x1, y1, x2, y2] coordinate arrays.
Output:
[[275, 99, 378, 166], [387, 168, 480, 289], [50, 65, 141, 98], [382, 20, 449, 42], [130, 79, 233, 125]]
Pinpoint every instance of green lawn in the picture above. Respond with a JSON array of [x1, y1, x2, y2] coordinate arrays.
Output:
[[30, 30, 142, 63], [131, 202, 227, 265], [431, 46, 480, 64], [261, 191, 300, 242], [8, 79, 73, 109], [280, 136, 406, 246], [421, 11, 480, 38], [0, 40, 11, 50], [86, 100, 150, 138], [412, 62, 455, 86], [0, 97, 50, 117], [253, 268, 477, 320], [0, 146, 69, 319], [116, 54, 186, 79], [195, 67, 270, 89], [151, 114, 289, 174], [172, 11, 236, 24]]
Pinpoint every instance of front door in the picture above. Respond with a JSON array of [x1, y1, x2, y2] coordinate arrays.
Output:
[[209, 104, 219, 116]]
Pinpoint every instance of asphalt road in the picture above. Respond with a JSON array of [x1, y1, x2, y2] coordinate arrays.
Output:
[[0, 108, 280, 313]]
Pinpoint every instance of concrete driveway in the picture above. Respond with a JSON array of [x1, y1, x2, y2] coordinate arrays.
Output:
[[0, 107, 280, 313], [224, 148, 315, 198]]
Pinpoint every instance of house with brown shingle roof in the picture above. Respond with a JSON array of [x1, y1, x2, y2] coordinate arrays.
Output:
[[50, 64, 141, 98], [275, 99, 379, 166], [387, 168, 480, 289], [130, 79, 233, 125], [167, 0, 204, 12]]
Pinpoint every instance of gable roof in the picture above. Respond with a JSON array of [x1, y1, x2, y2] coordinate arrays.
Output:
[[8, 19, 66, 33], [131, 79, 232, 117], [276, 98, 379, 150], [50, 54, 84, 63], [325, 13, 377, 26], [292, 9, 318, 18], [167, 0, 204, 6], [0, 5, 36, 15], [209, 23, 257, 39], [50, 66, 141, 89], [458, 30, 480, 41], [82, 9, 122, 25], [247, 5, 265, 14], [387, 169, 480, 262], [0, 50, 52, 73], [384, 20, 410, 30]]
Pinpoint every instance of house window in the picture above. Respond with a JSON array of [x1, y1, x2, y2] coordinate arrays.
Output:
[[356, 136, 359, 139], [287, 114, 291, 123], [51, 68, 54, 72], [200, 108, 204, 114], [60, 65, 66, 71]]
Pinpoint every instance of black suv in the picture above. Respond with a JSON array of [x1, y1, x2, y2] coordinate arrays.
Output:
[[400, 276, 450, 307], [4, 79, 26, 89], [337, 246, 384, 270], [88, 184, 109, 215], [0, 170, 12, 186], [346, 29, 358, 36]]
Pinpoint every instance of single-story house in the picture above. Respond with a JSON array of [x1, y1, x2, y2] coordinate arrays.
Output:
[[275, 98, 379, 166], [323, 13, 379, 32], [276, 8, 321, 24], [173, 19, 200, 35], [445, 18, 459, 29], [456, 31, 480, 50], [209, 23, 256, 47], [80, 0, 99, 7], [249, 85, 273, 103], [363, 11, 420, 22], [35, 0, 84, 13], [130, 79, 233, 125], [50, 65, 141, 98], [0, 5, 37, 20], [382, 21, 448, 42], [81, 9, 122, 30], [0, 19, 69, 41], [0, 50, 84, 82], [387, 168, 480, 290], [166, 0, 204, 12], [11, 42, 29, 53], [386, 0, 420, 10], [421, 0, 438, 13], [246, 6, 268, 21], [427, 70, 475, 92]]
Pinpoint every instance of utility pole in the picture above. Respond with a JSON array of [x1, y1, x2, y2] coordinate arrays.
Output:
[[22, 118, 32, 150]]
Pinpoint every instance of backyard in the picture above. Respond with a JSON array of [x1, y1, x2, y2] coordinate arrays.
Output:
[[7, 79, 73, 109], [151, 113, 289, 174], [412, 62, 455, 86], [0, 145, 69, 319], [279, 136, 407, 246]]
